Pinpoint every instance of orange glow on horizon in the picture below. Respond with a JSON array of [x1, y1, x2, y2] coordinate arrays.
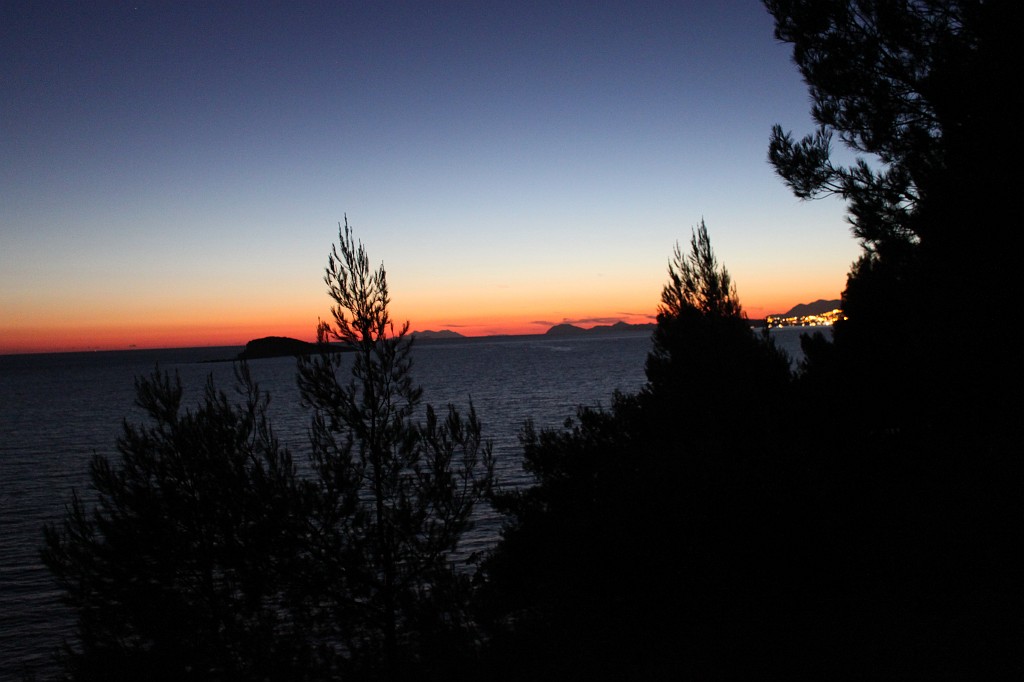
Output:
[[0, 314, 649, 355], [2, 288, 836, 355]]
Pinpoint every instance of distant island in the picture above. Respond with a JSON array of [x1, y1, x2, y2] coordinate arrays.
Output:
[[235, 332, 471, 360], [545, 321, 656, 337], [236, 336, 338, 360], [411, 330, 466, 340]]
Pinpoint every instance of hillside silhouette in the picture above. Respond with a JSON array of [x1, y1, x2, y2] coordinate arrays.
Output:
[[775, 298, 840, 317], [544, 321, 656, 336]]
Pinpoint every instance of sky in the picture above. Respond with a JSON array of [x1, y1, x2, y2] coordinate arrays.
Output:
[[1, 0, 860, 354]]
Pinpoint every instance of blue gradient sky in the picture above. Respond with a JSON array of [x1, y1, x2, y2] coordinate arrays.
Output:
[[2, 1, 858, 353]]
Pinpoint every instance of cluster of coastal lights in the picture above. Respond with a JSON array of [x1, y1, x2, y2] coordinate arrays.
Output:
[[765, 309, 846, 328]]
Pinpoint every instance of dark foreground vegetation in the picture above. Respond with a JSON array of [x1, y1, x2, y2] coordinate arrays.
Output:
[[41, 2, 1020, 680]]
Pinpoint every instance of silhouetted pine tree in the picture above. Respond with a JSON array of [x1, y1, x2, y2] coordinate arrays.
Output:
[[644, 219, 791, 442], [297, 218, 494, 681], [43, 221, 496, 682], [481, 222, 795, 680], [767, 0, 1020, 433], [42, 365, 321, 681], [767, 1, 1022, 675]]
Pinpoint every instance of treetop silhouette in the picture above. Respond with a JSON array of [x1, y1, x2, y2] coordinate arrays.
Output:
[[659, 218, 742, 319], [297, 217, 495, 681]]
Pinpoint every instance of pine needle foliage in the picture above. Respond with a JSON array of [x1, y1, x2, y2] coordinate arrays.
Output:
[[297, 217, 494, 681], [659, 218, 743, 319]]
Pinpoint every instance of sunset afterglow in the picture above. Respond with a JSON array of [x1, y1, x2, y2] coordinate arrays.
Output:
[[1, 2, 857, 354]]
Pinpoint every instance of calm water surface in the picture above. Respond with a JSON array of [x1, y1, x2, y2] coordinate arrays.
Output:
[[0, 327, 810, 679]]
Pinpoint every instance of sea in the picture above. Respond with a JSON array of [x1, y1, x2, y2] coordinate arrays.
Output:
[[0, 327, 810, 680]]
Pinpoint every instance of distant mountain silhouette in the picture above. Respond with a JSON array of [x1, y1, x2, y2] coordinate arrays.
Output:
[[237, 336, 339, 360], [544, 324, 589, 336], [411, 329, 466, 340], [545, 321, 656, 337], [777, 299, 841, 317]]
